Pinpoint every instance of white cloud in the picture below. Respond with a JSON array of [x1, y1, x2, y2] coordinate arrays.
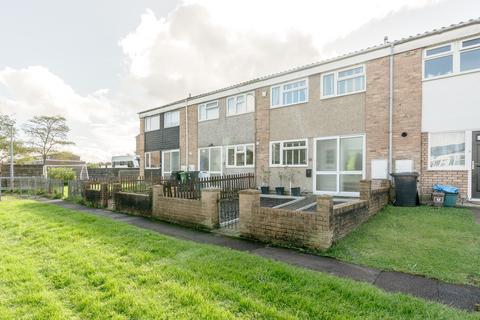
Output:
[[0, 0, 452, 162], [0, 66, 137, 162]]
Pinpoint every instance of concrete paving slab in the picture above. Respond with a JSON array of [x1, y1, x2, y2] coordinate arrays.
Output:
[[438, 282, 480, 311], [252, 247, 380, 284], [374, 271, 439, 301]]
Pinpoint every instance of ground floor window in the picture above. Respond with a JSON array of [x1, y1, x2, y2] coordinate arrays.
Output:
[[270, 139, 308, 166], [162, 149, 180, 176], [428, 132, 465, 170], [226, 144, 254, 167], [315, 135, 364, 194], [199, 147, 222, 174]]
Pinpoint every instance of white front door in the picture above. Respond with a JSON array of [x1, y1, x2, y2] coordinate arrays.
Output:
[[314, 135, 365, 197]]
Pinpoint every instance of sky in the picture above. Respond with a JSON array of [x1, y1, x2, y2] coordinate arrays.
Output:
[[0, 0, 479, 162]]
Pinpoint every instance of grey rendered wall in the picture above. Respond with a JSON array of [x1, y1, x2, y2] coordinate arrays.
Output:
[[197, 97, 255, 148], [267, 74, 366, 193]]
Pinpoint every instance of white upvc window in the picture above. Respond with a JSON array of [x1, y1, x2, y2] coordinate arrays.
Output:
[[164, 111, 180, 128], [227, 92, 255, 116], [423, 37, 480, 79], [162, 149, 180, 176], [460, 36, 480, 72], [198, 146, 222, 174], [315, 135, 365, 196], [423, 44, 453, 79], [198, 101, 219, 122], [321, 65, 365, 98], [428, 132, 466, 170], [269, 139, 308, 167], [270, 78, 308, 108], [144, 115, 160, 132], [226, 144, 255, 167]]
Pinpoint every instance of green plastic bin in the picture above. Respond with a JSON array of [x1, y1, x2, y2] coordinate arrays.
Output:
[[444, 193, 458, 207]]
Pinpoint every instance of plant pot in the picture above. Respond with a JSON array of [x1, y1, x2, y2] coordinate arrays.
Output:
[[290, 187, 301, 197], [275, 187, 284, 195], [260, 186, 270, 194]]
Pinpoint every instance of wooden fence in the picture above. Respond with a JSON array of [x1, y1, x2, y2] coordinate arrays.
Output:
[[162, 173, 255, 199]]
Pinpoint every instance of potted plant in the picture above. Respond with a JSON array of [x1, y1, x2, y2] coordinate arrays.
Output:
[[275, 171, 285, 195], [286, 167, 301, 196], [260, 166, 271, 194]]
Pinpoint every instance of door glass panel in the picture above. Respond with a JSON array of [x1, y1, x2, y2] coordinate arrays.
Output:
[[200, 149, 209, 171], [316, 174, 337, 192], [340, 174, 362, 192], [316, 139, 337, 171], [340, 137, 363, 171], [210, 148, 221, 172], [164, 152, 171, 172], [246, 145, 254, 165], [227, 148, 235, 166], [171, 151, 180, 171]]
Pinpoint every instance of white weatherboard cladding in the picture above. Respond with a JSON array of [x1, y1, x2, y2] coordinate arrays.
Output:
[[422, 71, 480, 132]]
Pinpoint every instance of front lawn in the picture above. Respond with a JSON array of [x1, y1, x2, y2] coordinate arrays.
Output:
[[0, 199, 475, 319], [327, 205, 480, 286]]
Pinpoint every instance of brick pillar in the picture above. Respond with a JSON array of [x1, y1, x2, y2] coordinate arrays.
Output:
[[201, 188, 220, 229], [360, 180, 372, 201], [112, 183, 122, 211], [238, 189, 260, 236], [316, 195, 334, 248], [100, 183, 109, 208]]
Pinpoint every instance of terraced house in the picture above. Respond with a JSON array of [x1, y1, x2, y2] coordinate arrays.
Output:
[[137, 18, 480, 201]]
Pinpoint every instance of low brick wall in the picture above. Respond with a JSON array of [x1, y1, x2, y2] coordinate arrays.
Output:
[[83, 183, 108, 208], [114, 192, 152, 216], [151, 186, 220, 230], [239, 180, 390, 250]]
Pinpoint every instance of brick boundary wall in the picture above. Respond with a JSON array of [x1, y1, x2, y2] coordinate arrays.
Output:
[[151, 186, 220, 230], [113, 191, 152, 217], [83, 183, 109, 208], [239, 180, 390, 250]]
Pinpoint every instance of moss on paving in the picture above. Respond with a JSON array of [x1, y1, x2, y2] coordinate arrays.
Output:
[[327, 205, 480, 287], [0, 198, 477, 319]]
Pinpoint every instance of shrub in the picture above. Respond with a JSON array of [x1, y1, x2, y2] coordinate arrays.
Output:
[[48, 168, 76, 181]]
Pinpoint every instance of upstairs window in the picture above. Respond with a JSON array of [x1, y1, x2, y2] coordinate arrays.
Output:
[[270, 139, 307, 167], [144, 115, 160, 132], [164, 111, 180, 128], [460, 37, 480, 72], [271, 79, 308, 108], [227, 92, 255, 116], [424, 44, 453, 79], [198, 101, 219, 122], [321, 65, 365, 98]]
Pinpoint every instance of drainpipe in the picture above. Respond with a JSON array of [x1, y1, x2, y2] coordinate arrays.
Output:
[[185, 93, 191, 171], [388, 42, 394, 179]]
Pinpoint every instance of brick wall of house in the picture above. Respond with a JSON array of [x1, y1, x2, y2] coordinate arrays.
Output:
[[392, 49, 423, 172], [152, 186, 219, 229], [365, 57, 390, 178], [137, 118, 145, 177], [419, 133, 468, 201], [187, 104, 198, 169], [255, 87, 271, 187], [179, 107, 187, 168]]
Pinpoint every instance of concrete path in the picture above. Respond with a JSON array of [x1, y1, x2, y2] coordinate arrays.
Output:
[[41, 199, 480, 312]]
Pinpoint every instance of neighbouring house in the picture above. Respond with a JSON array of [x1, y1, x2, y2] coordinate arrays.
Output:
[[136, 18, 480, 202]]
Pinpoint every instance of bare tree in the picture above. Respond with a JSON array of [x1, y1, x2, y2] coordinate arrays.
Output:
[[0, 115, 28, 165], [23, 116, 74, 165]]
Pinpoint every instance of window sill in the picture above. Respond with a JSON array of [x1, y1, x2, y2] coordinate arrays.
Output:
[[422, 68, 480, 82], [269, 164, 309, 168], [225, 165, 255, 169], [198, 117, 220, 123], [427, 167, 467, 171], [320, 90, 365, 100], [270, 100, 309, 109]]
